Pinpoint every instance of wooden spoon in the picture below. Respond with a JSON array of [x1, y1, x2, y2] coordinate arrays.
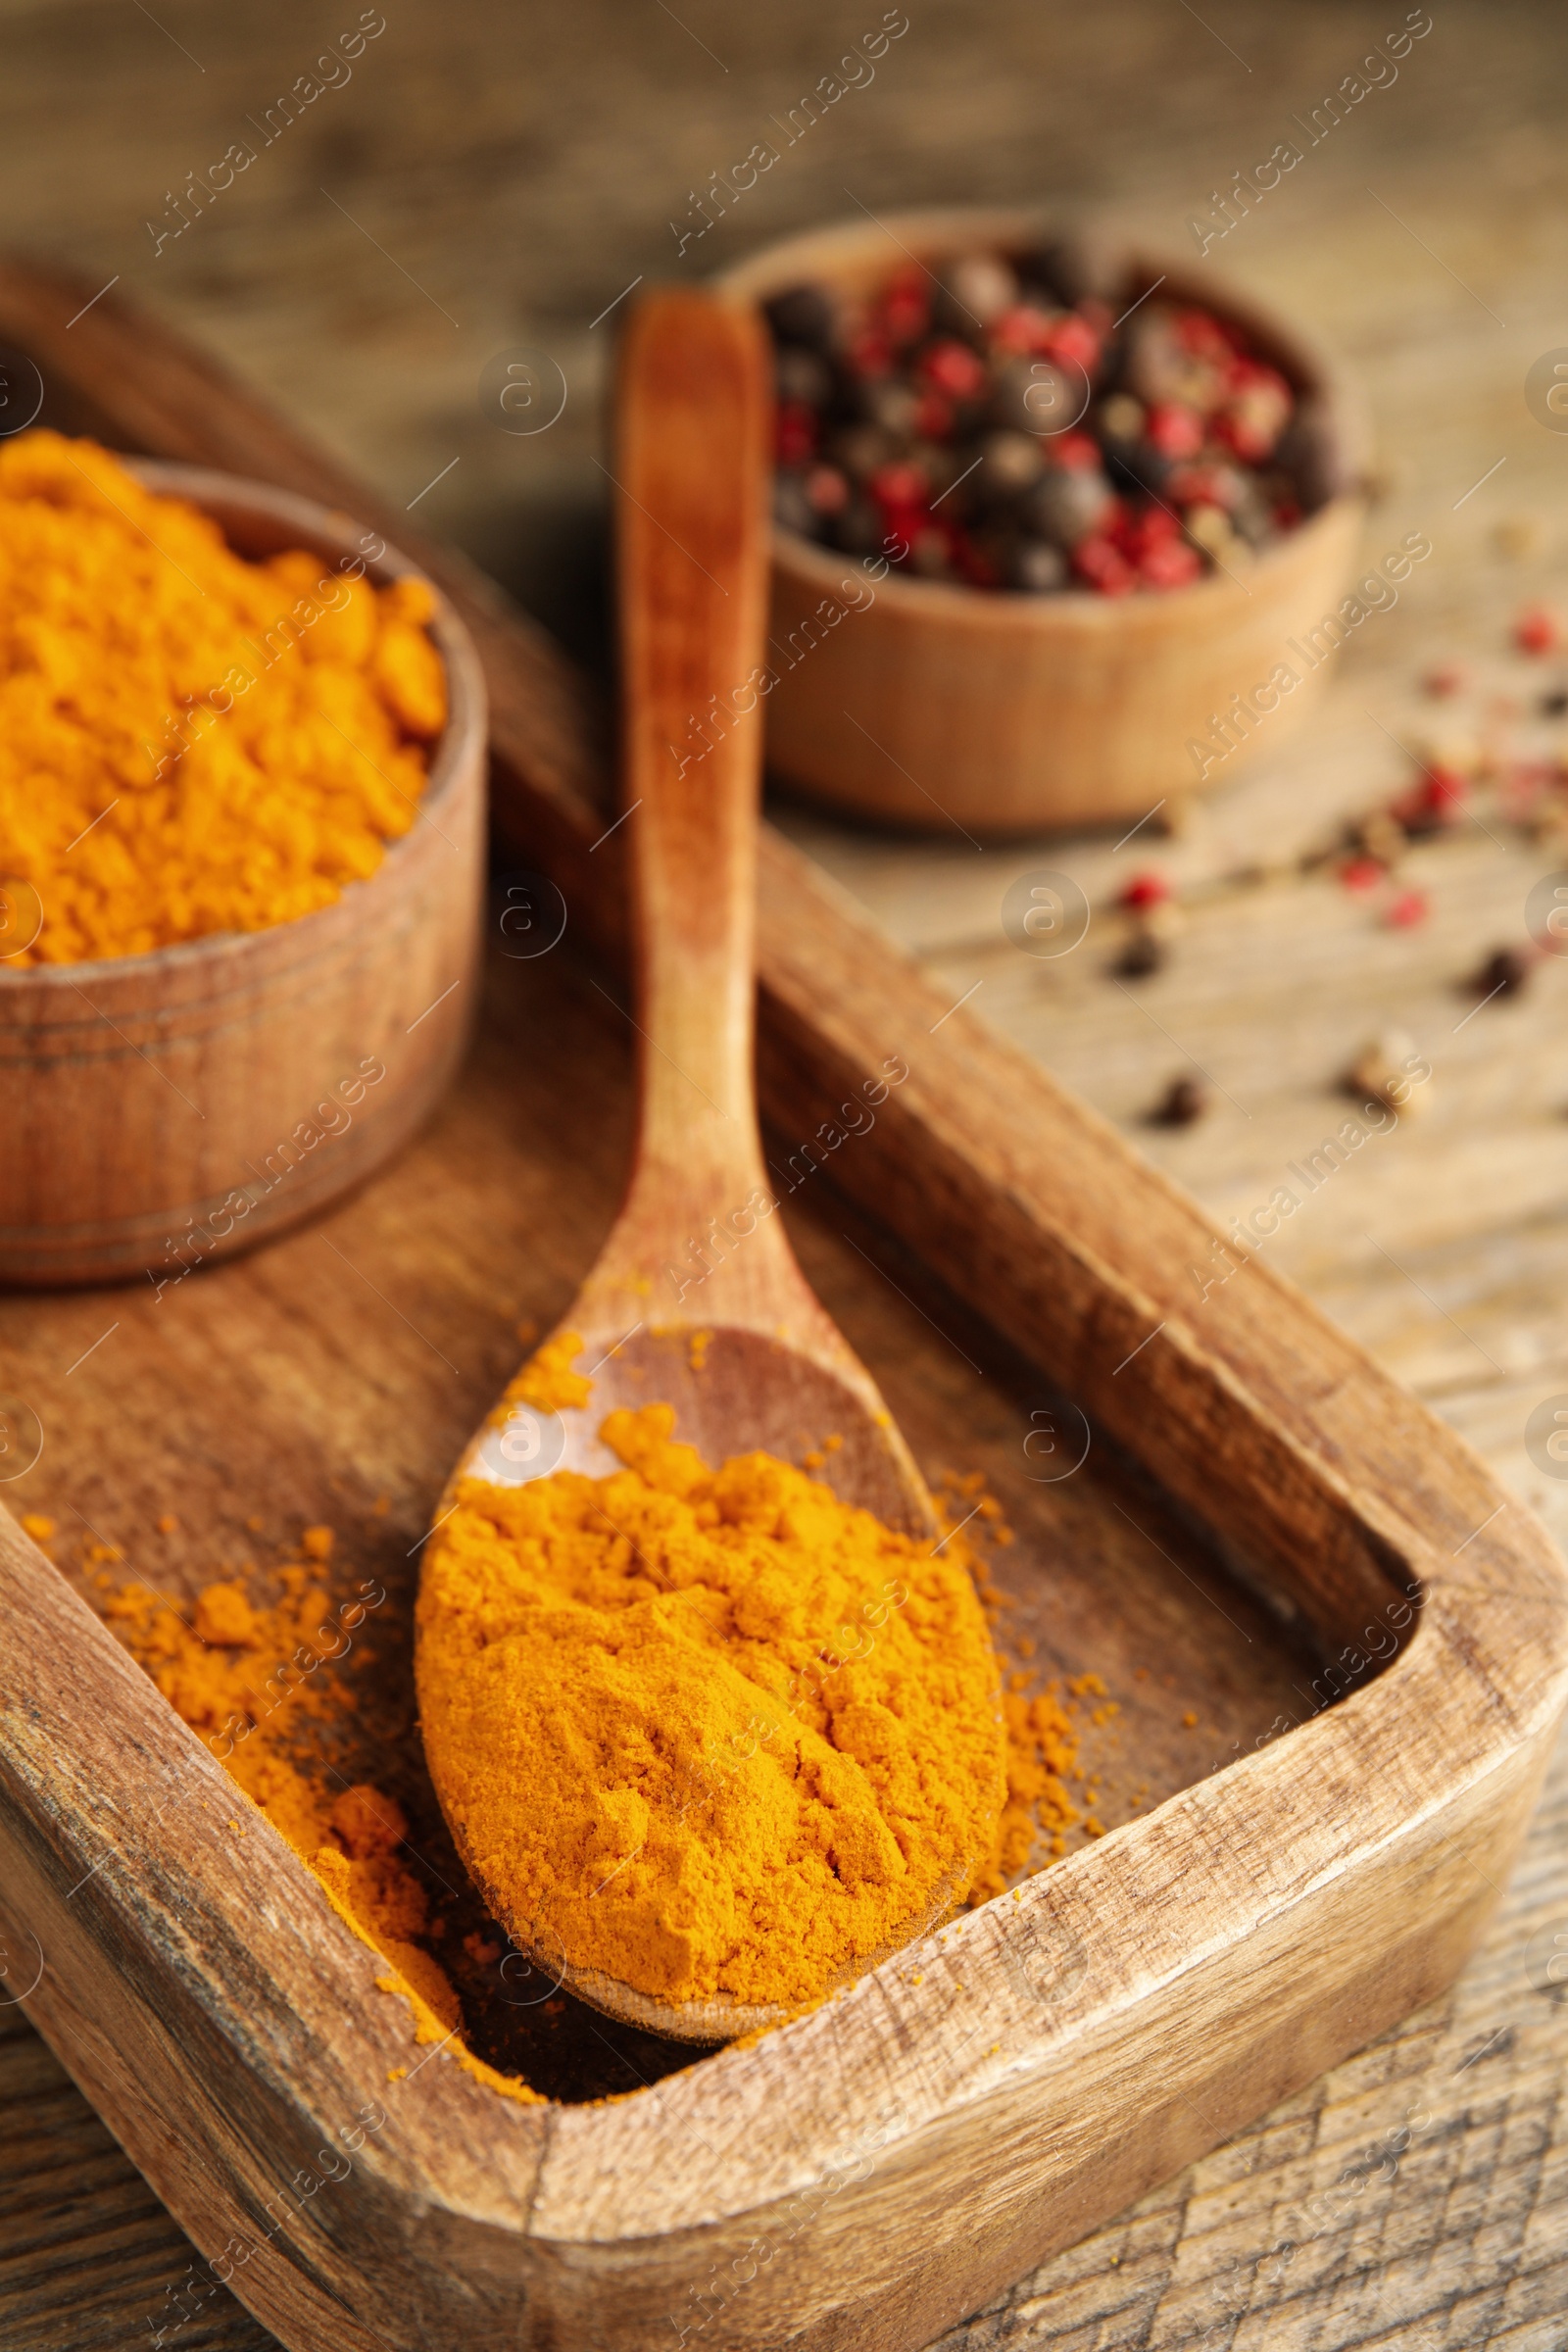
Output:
[[419, 288, 973, 2044]]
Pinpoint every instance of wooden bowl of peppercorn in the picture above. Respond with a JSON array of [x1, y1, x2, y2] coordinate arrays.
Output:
[[717, 209, 1368, 835]]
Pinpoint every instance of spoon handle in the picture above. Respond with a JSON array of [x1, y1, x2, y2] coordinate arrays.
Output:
[[614, 290, 772, 1209]]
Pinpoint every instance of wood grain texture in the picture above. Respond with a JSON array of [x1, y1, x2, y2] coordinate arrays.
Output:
[[930, 1716, 1568, 2352], [716, 212, 1368, 832], [8, 1730, 1565, 2352], [0, 935, 1561, 2352], [5, 0, 1568, 2344], [0, 2005, 275, 2352], [616, 289, 774, 1151], [0, 940, 1347, 2342], [0, 265, 1565, 2348], [0, 468, 486, 1289]]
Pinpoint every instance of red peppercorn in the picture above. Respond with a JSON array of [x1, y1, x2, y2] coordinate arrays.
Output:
[[1427, 765, 1469, 813], [1341, 857, 1385, 893], [1516, 605, 1559, 655], [878, 268, 930, 348], [1217, 412, 1273, 465], [1167, 462, 1235, 510], [1122, 505, 1182, 555], [913, 389, 954, 441], [1500, 759, 1554, 809], [950, 528, 1002, 589], [1139, 539, 1203, 590], [1392, 765, 1467, 834], [1423, 662, 1466, 698], [1073, 535, 1137, 594], [1038, 313, 1101, 372], [869, 461, 929, 513], [847, 327, 893, 380], [805, 464, 850, 514], [1176, 308, 1235, 362], [1146, 401, 1205, 460], [1051, 430, 1102, 473], [776, 401, 818, 466], [919, 339, 989, 401], [993, 303, 1058, 356], [1386, 889, 1430, 929], [881, 516, 925, 568], [1121, 870, 1171, 910]]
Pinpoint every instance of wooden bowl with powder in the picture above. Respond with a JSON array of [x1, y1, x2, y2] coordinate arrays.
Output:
[[0, 450, 486, 1288]]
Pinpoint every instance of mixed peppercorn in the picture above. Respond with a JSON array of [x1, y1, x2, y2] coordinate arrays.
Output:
[[765, 240, 1327, 596], [1112, 601, 1568, 1121]]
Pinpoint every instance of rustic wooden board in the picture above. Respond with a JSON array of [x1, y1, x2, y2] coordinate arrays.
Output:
[[5, 0, 1568, 2342]]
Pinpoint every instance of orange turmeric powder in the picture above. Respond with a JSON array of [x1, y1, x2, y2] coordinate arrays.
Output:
[[101, 1556, 539, 2100], [416, 1401, 1007, 2012], [96, 1470, 1102, 2086], [509, 1326, 594, 1413], [0, 429, 446, 965]]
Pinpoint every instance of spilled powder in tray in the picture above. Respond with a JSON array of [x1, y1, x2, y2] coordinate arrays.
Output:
[[93, 1474, 1107, 2096]]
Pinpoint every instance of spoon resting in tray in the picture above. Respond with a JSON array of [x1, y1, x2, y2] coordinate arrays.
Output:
[[416, 288, 1001, 2043]]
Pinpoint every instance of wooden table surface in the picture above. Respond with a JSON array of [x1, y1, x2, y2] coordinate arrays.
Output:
[[4, 2, 1568, 2345]]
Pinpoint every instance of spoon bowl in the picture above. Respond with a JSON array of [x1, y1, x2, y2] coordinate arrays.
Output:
[[465, 1324, 934, 1539]]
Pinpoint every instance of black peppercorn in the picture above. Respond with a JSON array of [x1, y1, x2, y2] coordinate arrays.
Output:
[[1153, 1074, 1208, 1126], [826, 495, 885, 558], [1116, 929, 1166, 978], [1473, 947, 1531, 999], [764, 283, 836, 350], [1019, 235, 1105, 309]]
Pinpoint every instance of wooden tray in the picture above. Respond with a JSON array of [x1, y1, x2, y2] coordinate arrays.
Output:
[[1, 264, 1566, 2352]]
